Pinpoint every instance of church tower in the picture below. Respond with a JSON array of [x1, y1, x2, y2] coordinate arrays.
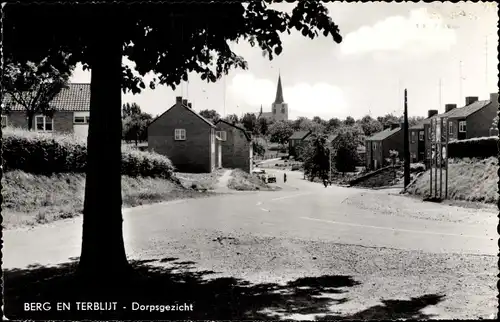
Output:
[[271, 73, 288, 121]]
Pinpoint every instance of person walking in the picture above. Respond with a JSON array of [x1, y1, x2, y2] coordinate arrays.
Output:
[[284, 173, 287, 183]]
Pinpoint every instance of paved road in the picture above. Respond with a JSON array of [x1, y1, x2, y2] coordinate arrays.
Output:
[[4, 169, 497, 319]]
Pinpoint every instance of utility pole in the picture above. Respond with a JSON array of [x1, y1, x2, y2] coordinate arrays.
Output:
[[403, 89, 410, 188]]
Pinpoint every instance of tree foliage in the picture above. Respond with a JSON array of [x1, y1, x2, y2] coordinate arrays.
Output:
[[302, 134, 330, 181], [268, 120, 294, 148], [241, 112, 257, 133], [256, 117, 269, 136], [199, 109, 220, 123], [252, 140, 266, 157], [332, 125, 365, 173], [4, 1, 343, 283], [343, 116, 355, 126], [358, 115, 383, 137], [122, 103, 152, 144], [2, 56, 73, 130], [223, 113, 239, 124]]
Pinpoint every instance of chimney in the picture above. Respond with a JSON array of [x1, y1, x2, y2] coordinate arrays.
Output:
[[182, 99, 188, 106], [490, 92, 499, 105], [427, 110, 438, 118], [445, 104, 457, 113], [187, 102, 192, 108], [176, 96, 183, 104], [465, 96, 478, 105]]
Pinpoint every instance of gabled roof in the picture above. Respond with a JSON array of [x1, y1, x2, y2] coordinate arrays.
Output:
[[2, 83, 90, 112], [366, 127, 401, 141], [446, 100, 491, 119], [289, 130, 311, 140], [215, 119, 252, 141], [148, 101, 216, 128]]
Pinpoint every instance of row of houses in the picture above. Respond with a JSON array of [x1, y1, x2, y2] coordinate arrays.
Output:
[[365, 93, 499, 170]]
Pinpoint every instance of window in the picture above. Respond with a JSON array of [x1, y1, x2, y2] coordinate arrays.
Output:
[[373, 142, 377, 150], [216, 130, 227, 141], [448, 122, 453, 135], [418, 131, 424, 141], [273, 108, 276, 114], [174, 129, 186, 140], [458, 121, 466, 133], [428, 127, 431, 140], [1, 115, 7, 128], [281, 107, 285, 113], [411, 132, 416, 143], [74, 116, 90, 124], [35, 115, 53, 132]]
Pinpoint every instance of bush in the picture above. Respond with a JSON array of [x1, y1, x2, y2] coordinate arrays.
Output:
[[448, 136, 497, 159], [2, 127, 175, 179]]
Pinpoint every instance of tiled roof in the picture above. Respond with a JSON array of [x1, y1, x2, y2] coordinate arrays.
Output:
[[289, 130, 311, 140], [148, 101, 216, 129], [215, 119, 251, 141], [446, 100, 491, 119], [366, 127, 401, 141], [2, 83, 90, 112], [410, 99, 492, 129]]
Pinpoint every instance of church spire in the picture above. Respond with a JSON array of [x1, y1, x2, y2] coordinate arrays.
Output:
[[274, 72, 284, 104]]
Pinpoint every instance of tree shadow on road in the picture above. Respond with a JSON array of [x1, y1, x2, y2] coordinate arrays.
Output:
[[4, 257, 444, 320]]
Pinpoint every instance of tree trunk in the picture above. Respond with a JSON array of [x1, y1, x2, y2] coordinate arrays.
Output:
[[77, 22, 132, 285]]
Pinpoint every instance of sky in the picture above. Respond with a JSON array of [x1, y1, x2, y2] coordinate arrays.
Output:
[[70, 2, 499, 121]]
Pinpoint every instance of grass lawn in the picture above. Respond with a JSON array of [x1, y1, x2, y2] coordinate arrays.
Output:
[[2, 170, 215, 229], [406, 157, 497, 204], [175, 168, 226, 190], [227, 169, 280, 191]]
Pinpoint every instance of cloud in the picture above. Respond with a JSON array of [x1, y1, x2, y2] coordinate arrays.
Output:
[[228, 73, 349, 119], [340, 8, 457, 56]]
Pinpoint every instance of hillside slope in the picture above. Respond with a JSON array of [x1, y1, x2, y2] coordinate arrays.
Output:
[[406, 158, 497, 204]]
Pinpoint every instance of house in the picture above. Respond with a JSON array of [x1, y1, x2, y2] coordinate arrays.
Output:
[[215, 119, 253, 173], [411, 93, 499, 164], [288, 130, 312, 156], [409, 109, 438, 163], [365, 122, 404, 170], [1, 83, 91, 140], [147, 96, 221, 173]]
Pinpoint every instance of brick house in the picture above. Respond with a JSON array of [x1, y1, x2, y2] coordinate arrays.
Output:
[[288, 130, 312, 157], [409, 109, 438, 163], [215, 119, 253, 173], [365, 123, 404, 170], [147, 96, 221, 173], [1, 83, 90, 140], [410, 93, 499, 164]]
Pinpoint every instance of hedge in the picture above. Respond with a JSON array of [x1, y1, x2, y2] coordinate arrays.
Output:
[[447, 136, 498, 159], [2, 127, 175, 179]]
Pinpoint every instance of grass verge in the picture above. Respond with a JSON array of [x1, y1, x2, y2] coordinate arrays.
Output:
[[406, 157, 497, 204], [2, 170, 214, 229], [227, 169, 280, 191], [175, 168, 226, 191]]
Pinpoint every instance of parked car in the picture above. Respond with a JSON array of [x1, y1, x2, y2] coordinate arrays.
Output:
[[291, 164, 301, 171], [252, 168, 267, 182], [267, 173, 276, 183]]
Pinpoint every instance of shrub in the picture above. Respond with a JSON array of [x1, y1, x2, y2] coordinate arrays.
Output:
[[2, 127, 174, 179], [448, 136, 497, 159]]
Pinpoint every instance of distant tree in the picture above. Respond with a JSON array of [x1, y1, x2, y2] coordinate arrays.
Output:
[[326, 117, 341, 132], [312, 116, 325, 124], [332, 125, 365, 174], [377, 113, 400, 127], [224, 114, 239, 124], [2, 56, 73, 130], [343, 116, 356, 126], [122, 103, 152, 145], [302, 134, 330, 181], [292, 117, 308, 131], [241, 112, 257, 133], [268, 120, 294, 149], [256, 117, 269, 136], [359, 115, 383, 136], [408, 116, 424, 127], [292, 117, 324, 133], [199, 109, 221, 123], [252, 140, 266, 157]]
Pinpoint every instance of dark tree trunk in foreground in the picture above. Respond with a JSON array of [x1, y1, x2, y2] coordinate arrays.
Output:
[[78, 24, 131, 284]]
